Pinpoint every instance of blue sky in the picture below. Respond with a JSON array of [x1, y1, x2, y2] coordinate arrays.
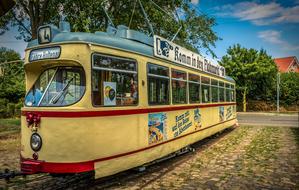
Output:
[[0, 0, 299, 60], [193, 0, 299, 59]]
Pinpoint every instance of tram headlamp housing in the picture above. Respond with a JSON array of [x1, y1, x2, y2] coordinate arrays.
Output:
[[30, 133, 42, 151]]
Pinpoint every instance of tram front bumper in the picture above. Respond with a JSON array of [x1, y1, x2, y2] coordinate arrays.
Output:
[[20, 157, 95, 174]]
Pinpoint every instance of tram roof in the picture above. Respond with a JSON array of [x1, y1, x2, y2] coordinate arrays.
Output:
[[27, 23, 235, 83]]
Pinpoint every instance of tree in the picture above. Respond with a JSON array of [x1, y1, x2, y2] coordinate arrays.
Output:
[[0, 0, 220, 56], [280, 73, 299, 107], [0, 47, 25, 117], [220, 44, 278, 112]]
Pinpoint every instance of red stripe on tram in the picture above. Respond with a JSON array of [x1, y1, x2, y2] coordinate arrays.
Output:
[[21, 102, 236, 118]]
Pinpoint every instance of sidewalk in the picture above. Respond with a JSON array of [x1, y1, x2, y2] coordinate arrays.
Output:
[[237, 112, 299, 127], [237, 111, 298, 116]]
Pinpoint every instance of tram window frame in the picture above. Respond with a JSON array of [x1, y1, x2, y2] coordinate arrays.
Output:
[[147, 63, 170, 105], [172, 69, 187, 104], [201, 76, 211, 103], [188, 73, 201, 103], [91, 53, 138, 107], [211, 79, 219, 103]]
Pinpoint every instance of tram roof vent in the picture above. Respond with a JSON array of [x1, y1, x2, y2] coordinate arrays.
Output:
[[110, 25, 153, 46], [59, 21, 70, 33]]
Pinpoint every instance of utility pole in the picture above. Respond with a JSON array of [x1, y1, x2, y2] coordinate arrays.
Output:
[[277, 72, 280, 112]]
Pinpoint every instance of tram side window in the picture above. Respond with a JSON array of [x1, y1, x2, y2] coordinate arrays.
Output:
[[201, 76, 210, 103], [231, 84, 235, 102], [147, 63, 169, 105], [211, 79, 218, 102], [189, 73, 200, 103], [219, 81, 225, 102], [92, 54, 138, 106], [225, 83, 231, 102], [172, 69, 187, 104]]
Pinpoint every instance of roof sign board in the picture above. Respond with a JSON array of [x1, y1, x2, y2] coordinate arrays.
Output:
[[153, 35, 225, 78]]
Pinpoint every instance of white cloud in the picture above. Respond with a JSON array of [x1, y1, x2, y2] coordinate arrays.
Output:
[[258, 30, 299, 51], [214, 2, 299, 25], [191, 0, 199, 5], [273, 6, 299, 23]]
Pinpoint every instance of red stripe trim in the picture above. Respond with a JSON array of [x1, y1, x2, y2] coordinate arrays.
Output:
[[21, 157, 94, 174], [21, 118, 236, 174], [21, 103, 236, 117]]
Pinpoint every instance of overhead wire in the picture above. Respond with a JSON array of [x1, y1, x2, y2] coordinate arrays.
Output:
[[148, 0, 175, 20], [128, 0, 137, 28]]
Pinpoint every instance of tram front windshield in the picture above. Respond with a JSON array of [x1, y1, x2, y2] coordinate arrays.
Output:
[[25, 67, 85, 107]]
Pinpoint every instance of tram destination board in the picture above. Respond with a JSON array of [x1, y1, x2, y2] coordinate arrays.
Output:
[[29, 47, 61, 62]]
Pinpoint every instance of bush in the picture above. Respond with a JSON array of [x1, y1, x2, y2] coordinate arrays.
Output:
[[0, 98, 9, 118], [280, 73, 299, 107], [6, 103, 15, 118]]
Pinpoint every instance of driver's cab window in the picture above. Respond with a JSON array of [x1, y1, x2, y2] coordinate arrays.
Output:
[[25, 68, 55, 106], [25, 67, 85, 107]]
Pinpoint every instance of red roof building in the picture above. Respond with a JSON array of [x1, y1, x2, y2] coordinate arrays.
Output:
[[274, 56, 299, 73]]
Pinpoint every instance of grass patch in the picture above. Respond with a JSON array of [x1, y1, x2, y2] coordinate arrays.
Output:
[[0, 118, 21, 136], [245, 127, 280, 161], [291, 127, 299, 145], [291, 127, 299, 164]]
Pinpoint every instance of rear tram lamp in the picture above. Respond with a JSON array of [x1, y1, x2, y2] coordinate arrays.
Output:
[[33, 114, 41, 125], [33, 152, 39, 160], [26, 113, 41, 127], [26, 112, 34, 127], [30, 133, 42, 151]]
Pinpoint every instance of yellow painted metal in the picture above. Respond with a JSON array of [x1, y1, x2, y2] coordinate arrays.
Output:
[[21, 42, 236, 178]]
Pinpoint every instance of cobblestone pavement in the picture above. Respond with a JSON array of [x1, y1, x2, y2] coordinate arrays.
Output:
[[107, 126, 299, 190]]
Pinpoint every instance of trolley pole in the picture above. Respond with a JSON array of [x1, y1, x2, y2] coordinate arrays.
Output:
[[277, 72, 280, 112]]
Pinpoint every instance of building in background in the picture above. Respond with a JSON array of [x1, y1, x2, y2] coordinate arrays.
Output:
[[274, 56, 299, 73]]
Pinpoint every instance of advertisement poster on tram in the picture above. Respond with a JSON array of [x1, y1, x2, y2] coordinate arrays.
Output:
[[171, 110, 193, 138], [148, 113, 167, 145], [219, 106, 224, 122], [226, 106, 233, 120], [194, 108, 202, 130], [103, 82, 116, 106]]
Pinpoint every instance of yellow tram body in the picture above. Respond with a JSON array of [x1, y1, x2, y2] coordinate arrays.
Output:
[[20, 22, 237, 178]]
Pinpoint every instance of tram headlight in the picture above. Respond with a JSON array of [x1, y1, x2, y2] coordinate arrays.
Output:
[[30, 133, 42, 151]]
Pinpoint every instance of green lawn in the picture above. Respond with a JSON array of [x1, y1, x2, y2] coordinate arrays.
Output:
[[0, 118, 21, 136]]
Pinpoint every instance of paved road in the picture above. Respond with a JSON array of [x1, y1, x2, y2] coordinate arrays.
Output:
[[237, 112, 299, 127]]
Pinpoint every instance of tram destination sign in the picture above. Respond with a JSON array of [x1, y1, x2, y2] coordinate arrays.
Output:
[[153, 35, 225, 78], [29, 47, 61, 62]]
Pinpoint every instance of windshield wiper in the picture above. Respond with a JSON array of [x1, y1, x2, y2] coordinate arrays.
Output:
[[50, 77, 74, 104]]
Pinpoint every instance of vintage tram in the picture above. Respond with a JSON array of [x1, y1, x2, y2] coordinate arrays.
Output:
[[20, 21, 237, 179]]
